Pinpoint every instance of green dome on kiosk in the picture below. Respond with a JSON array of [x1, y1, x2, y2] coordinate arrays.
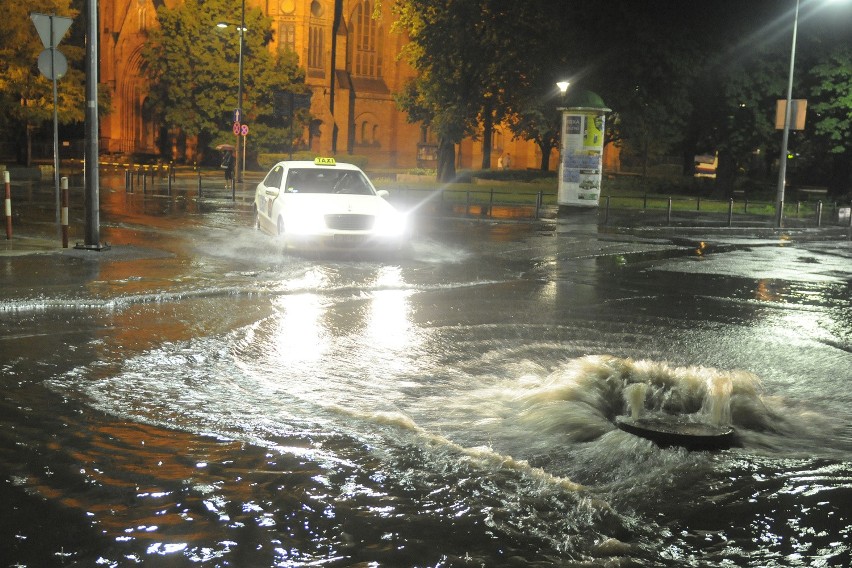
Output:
[[565, 90, 610, 112]]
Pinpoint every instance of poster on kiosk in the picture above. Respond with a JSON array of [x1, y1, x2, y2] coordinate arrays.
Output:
[[557, 108, 608, 207]]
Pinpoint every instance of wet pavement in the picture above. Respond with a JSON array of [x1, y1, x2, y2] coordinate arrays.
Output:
[[2, 172, 852, 567]]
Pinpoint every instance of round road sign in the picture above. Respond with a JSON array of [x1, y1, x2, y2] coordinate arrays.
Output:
[[233, 122, 241, 135], [240, 124, 249, 136], [38, 48, 68, 80]]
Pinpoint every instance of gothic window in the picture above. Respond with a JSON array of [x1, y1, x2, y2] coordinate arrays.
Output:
[[308, 25, 324, 70], [351, 0, 383, 78], [278, 21, 295, 52]]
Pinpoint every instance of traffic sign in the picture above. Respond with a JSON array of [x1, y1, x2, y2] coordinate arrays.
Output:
[[233, 122, 241, 135], [30, 13, 73, 48], [37, 48, 67, 80], [234, 109, 241, 123], [240, 124, 249, 136]]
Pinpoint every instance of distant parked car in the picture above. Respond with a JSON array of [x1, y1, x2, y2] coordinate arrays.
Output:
[[253, 157, 409, 251]]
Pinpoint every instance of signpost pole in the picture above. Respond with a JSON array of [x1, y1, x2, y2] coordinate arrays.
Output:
[[51, 16, 61, 239], [30, 12, 73, 242]]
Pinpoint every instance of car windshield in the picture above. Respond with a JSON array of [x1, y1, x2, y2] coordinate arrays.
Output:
[[284, 168, 374, 195]]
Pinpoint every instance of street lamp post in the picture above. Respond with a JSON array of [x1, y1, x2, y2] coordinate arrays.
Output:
[[218, 0, 246, 187], [556, 81, 569, 213], [237, 0, 245, 184], [776, 0, 849, 227], [775, 0, 800, 228]]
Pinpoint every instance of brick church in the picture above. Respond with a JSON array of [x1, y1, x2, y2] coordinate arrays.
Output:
[[98, 0, 556, 170]]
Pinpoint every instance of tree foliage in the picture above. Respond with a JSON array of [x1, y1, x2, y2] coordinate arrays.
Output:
[[390, 0, 851, 197], [393, 0, 496, 181], [142, 0, 309, 164], [0, 0, 87, 165]]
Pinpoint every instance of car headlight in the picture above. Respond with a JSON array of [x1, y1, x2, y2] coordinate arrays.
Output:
[[373, 211, 407, 237]]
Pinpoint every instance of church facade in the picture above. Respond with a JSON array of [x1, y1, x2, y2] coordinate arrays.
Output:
[[98, 0, 556, 171]]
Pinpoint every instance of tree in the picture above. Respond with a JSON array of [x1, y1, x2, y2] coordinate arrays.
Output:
[[808, 46, 852, 198], [393, 0, 497, 181], [0, 0, 86, 166], [142, 0, 309, 164]]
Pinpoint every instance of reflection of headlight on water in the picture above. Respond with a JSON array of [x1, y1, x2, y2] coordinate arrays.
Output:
[[373, 212, 407, 237]]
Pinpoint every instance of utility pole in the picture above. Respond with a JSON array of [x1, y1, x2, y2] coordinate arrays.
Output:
[[77, 0, 107, 250]]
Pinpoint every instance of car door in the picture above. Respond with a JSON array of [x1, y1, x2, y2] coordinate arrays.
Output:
[[257, 164, 285, 234]]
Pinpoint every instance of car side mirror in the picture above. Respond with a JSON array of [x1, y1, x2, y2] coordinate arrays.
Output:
[[376, 189, 389, 199], [265, 187, 280, 197]]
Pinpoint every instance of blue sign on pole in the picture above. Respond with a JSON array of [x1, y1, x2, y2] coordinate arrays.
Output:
[[234, 109, 241, 123]]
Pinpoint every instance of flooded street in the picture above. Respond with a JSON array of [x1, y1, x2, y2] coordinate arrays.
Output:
[[2, 175, 852, 566]]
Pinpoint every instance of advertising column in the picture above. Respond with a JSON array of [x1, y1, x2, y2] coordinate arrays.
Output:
[[557, 94, 610, 208]]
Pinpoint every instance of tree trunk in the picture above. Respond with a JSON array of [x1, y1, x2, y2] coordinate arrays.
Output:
[[828, 153, 851, 200], [538, 140, 553, 171], [25, 123, 33, 168], [481, 108, 493, 170], [436, 137, 456, 183], [714, 148, 736, 198]]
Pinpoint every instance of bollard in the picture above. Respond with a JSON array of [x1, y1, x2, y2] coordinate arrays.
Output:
[[727, 198, 734, 227], [143, 168, 148, 193], [4, 171, 11, 239], [604, 195, 610, 225], [125, 169, 132, 192], [744, 199, 749, 214], [535, 191, 542, 220], [643, 193, 648, 210], [816, 201, 823, 227], [696, 197, 701, 211], [666, 197, 672, 225], [61, 177, 69, 248], [197, 169, 202, 198], [167, 164, 173, 195]]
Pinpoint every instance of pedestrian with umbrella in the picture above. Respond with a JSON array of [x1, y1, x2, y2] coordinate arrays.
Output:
[[217, 144, 235, 190]]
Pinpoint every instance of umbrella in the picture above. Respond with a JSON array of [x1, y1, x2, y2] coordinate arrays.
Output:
[[215, 143, 235, 151]]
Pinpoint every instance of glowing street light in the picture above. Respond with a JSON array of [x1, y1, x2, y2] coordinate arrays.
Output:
[[556, 81, 570, 108]]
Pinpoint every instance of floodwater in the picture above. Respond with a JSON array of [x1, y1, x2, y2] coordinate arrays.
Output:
[[2, 176, 852, 567]]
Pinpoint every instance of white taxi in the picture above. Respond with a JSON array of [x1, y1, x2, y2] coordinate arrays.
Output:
[[253, 158, 409, 250]]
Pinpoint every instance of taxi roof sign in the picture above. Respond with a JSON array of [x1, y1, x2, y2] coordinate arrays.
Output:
[[314, 157, 336, 166]]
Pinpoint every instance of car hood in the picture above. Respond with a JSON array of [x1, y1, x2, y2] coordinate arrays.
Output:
[[283, 193, 398, 216]]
